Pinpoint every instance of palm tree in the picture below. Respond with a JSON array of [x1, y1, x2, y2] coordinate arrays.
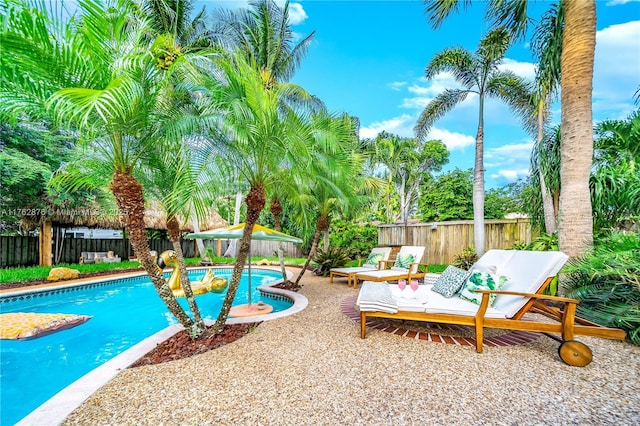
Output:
[[212, 0, 315, 84], [143, 0, 213, 51], [414, 27, 532, 255], [424, 0, 598, 258], [365, 132, 449, 226], [199, 53, 314, 333], [530, 2, 563, 234], [290, 113, 366, 285], [2, 0, 216, 335], [558, 0, 596, 256], [529, 125, 561, 232]]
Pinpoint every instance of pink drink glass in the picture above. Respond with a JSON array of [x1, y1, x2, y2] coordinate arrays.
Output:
[[398, 279, 407, 291]]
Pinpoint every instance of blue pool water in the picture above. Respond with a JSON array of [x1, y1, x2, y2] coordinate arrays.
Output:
[[0, 268, 290, 425]]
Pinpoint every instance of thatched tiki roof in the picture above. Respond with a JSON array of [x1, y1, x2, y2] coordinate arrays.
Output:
[[26, 200, 228, 266], [21, 200, 228, 232]]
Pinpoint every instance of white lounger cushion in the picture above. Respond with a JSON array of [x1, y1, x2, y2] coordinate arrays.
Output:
[[330, 247, 392, 274], [356, 250, 568, 320], [490, 250, 569, 318], [423, 284, 507, 318], [331, 266, 376, 274], [356, 282, 507, 318]]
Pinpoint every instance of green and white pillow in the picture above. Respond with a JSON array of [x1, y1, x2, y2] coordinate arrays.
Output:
[[432, 265, 469, 298], [393, 253, 415, 270], [459, 269, 508, 305], [364, 252, 384, 268]]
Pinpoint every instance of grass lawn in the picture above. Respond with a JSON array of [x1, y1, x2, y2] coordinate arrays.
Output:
[[0, 256, 308, 286]]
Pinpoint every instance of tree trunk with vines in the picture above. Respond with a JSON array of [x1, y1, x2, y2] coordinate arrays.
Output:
[[110, 171, 194, 328], [212, 185, 266, 334], [295, 214, 327, 286], [167, 217, 204, 337]]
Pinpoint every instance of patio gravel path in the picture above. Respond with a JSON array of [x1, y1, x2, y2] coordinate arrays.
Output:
[[63, 272, 640, 425]]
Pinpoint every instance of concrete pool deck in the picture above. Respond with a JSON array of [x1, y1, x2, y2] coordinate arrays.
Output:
[[49, 273, 640, 425]]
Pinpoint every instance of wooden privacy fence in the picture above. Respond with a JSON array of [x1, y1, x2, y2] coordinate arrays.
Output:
[[378, 219, 535, 265], [1, 236, 39, 268], [1, 237, 193, 268]]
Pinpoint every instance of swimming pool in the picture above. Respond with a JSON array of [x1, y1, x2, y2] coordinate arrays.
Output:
[[0, 267, 298, 426]]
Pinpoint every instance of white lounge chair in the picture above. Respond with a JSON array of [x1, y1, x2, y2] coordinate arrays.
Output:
[[356, 249, 626, 366], [354, 245, 427, 289], [329, 247, 392, 287]]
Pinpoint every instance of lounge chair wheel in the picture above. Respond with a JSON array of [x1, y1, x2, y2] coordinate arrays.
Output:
[[558, 340, 592, 367]]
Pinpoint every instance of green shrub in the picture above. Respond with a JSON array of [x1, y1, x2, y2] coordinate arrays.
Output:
[[563, 232, 640, 345], [328, 219, 378, 259], [452, 246, 478, 270], [312, 246, 351, 276]]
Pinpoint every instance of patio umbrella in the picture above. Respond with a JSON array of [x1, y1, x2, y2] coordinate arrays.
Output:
[[185, 223, 302, 313]]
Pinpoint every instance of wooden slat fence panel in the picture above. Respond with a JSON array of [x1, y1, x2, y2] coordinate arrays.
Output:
[[1, 236, 39, 268], [378, 219, 535, 265]]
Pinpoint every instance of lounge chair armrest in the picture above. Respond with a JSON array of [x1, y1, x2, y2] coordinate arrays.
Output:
[[409, 262, 429, 273], [473, 289, 579, 304], [379, 260, 391, 269]]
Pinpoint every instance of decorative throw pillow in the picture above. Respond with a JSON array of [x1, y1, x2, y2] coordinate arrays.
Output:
[[459, 270, 508, 305], [432, 265, 469, 298], [364, 252, 384, 268], [394, 253, 415, 270]]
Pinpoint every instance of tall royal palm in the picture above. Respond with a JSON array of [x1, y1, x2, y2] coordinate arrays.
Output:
[[414, 27, 531, 255], [424, 0, 596, 258]]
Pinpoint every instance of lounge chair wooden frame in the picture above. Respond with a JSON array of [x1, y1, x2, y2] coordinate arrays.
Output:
[[354, 261, 430, 289], [359, 276, 626, 366], [329, 260, 386, 288], [330, 247, 393, 287]]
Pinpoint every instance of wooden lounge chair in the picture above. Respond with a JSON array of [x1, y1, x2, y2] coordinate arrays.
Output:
[[357, 250, 626, 366], [329, 247, 392, 287], [354, 245, 427, 289]]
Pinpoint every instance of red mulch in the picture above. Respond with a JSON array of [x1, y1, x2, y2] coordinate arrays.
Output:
[[4, 272, 302, 366]]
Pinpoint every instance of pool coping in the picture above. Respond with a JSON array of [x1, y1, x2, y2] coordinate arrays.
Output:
[[10, 267, 308, 426]]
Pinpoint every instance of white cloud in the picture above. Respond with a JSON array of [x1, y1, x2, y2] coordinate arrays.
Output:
[[491, 169, 529, 182], [593, 21, 640, 118], [287, 3, 308, 25], [359, 114, 416, 139], [498, 58, 536, 81], [389, 81, 408, 91], [399, 74, 477, 110], [606, 0, 640, 5], [486, 142, 533, 183], [427, 128, 475, 151]]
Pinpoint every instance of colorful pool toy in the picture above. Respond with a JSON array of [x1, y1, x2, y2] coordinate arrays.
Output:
[[157, 250, 228, 297]]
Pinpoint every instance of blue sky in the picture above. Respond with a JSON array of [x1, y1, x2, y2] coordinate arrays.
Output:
[[204, 1, 640, 188]]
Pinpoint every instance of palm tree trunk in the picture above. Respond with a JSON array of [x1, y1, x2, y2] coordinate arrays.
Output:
[[212, 185, 266, 334], [558, 0, 595, 258], [167, 217, 205, 336], [110, 171, 194, 328], [295, 215, 326, 286], [538, 101, 558, 234], [473, 96, 486, 256]]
